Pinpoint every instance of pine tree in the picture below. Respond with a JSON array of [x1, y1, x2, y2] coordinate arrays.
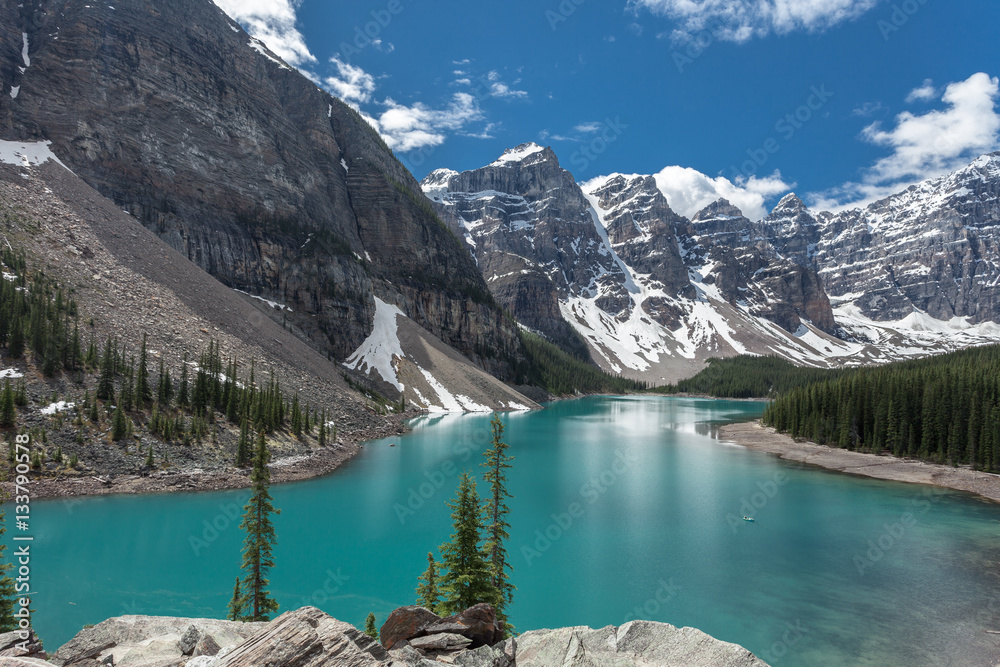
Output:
[[416, 552, 440, 612], [0, 470, 17, 631], [364, 613, 378, 640], [318, 409, 327, 447], [238, 431, 281, 621], [235, 418, 250, 468], [111, 404, 128, 441], [145, 446, 155, 469], [227, 576, 245, 621], [7, 319, 23, 359], [178, 352, 190, 408], [481, 414, 515, 633], [437, 472, 497, 615], [96, 337, 116, 402], [158, 357, 174, 406], [0, 380, 14, 428], [136, 333, 151, 406]]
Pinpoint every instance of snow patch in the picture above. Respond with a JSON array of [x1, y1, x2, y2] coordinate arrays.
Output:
[[9, 86, 19, 100], [341, 158, 349, 173], [21, 33, 29, 67], [343, 297, 406, 392], [491, 143, 545, 167], [0, 140, 73, 173], [41, 401, 74, 415], [233, 289, 292, 312], [0, 369, 24, 379]]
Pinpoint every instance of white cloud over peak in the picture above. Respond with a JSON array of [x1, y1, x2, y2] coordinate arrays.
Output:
[[651, 166, 793, 220], [631, 0, 880, 42], [812, 72, 1000, 211], [213, 0, 316, 66], [905, 79, 937, 103], [375, 93, 485, 152], [325, 56, 376, 104]]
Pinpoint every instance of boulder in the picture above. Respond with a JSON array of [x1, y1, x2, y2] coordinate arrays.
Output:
[[0, 629, 47, 660], [515, 621, 769, 666], [192, 633, 221, 657], [49, 616, 263, 667], [215, 606, 389, 667], [178, 625, 199, 655], [1, 659, 53, 667], [425, 604, 501, 648], [453, 640, 515, 667], [407, 632, 472, 652], [378, 606, 442, 650]]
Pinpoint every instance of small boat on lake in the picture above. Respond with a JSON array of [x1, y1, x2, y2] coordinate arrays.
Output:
[[743, 516, 755, 522]]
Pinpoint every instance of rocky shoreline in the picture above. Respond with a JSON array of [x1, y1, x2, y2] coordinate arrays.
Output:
[[719, 421, 1000, 503], [3, 414, 413, 501]]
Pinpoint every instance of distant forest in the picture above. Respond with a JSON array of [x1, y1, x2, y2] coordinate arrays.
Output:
[[651, 355, 847, 399], [763, 345, 1000, 469]]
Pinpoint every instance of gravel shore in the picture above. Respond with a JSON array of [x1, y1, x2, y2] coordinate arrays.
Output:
[[719, 421, 1000, 503]]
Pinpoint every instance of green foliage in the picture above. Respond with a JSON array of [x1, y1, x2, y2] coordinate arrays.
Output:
[[517, 331, 645, 396], [764, 345, 1000, 469], [0, 380, 14, 428], [364, 613, 378, 640], [653, 355, 847, 399], [111, 404, 128, 441], [227, 576, 245, 621], [237, 431, 281, 621], [481, 414, 514, 634], [437, 472, 499, 615], [416, 552, 440, 612]]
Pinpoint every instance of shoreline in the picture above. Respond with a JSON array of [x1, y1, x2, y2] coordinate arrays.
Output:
[[719, 420, 1000, 504], [7, 413, 413, 501]]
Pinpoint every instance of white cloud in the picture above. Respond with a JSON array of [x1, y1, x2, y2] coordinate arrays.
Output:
[[375, 93, 485, 152], [574, 122, 604, 133], [905, 78, 937, 103], [851, 101, 883, 117], [651, 166, 793, 220], [325, 56, 376, 104], [489, 82, 528, 99], [812, 72, 1000, 211], [213, 0, 316, 66], [631, 0, 880, 42]]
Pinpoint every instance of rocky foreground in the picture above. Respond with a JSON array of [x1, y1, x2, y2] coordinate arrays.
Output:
[[1, 604, 769, 667]]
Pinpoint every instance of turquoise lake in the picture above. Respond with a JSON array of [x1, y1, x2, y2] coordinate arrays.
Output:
[[24, 397, 1000, 665]]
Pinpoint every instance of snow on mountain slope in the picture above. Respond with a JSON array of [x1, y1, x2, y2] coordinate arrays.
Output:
[[344, 297, 536, 412], [424, 147, 1000, 383]]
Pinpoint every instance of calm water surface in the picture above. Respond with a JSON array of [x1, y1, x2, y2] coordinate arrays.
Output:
[[24, 397, 1000, 665]]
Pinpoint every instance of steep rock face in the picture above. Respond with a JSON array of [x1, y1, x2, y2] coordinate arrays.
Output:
[[426, 152, 844, 382], [427, 144, 623, 356], [809, 154, 1000, 324], [0, 0, 520, 380]]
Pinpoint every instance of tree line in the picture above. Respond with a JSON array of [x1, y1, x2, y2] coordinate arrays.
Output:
[[652, 355, 848, 399], [763, 345, 1000, 468]]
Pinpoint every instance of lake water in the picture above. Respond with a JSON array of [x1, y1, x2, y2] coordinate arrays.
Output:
[[24, 397, 1000, 665]]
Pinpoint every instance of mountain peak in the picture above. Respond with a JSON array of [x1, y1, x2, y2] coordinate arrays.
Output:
[[692, 198, 745, 221], [773, 193, 806, 214], [490, 142, 551, 167]]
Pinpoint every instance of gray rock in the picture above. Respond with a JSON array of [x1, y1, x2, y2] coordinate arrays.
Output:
[[178, 625, 199, 655], [407, 632, 473, 652], [515, 621, 769, 666], [0, 629, 46, 660]]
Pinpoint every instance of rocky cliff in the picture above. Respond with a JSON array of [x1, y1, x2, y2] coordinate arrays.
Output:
[[0, 0, 522, 384]]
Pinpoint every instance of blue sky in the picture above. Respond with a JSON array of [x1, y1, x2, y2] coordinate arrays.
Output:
[[216, 0, 1000, 219]]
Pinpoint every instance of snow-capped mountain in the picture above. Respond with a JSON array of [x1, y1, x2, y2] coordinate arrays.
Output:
[[423, 145, 1000, 383]]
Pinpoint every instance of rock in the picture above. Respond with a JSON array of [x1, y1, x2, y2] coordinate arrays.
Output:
[[192, 633, 221, 657], [407, 633, 473, 652], [178, 625, 199, 655], [387, 645, 438, 667], [0, 659, 52, 667], [515, 621, 769, 666], [215, 606, 388, 667], [453, 641, 515, 667], [49, 616, 263, 667], [378, 606, 442, 650], [0, 629, 47, 659], [184, 658, 217, 667], [425, 604, 502, 648]]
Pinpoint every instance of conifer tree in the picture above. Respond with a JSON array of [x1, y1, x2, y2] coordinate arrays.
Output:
[[0, 380, 14, 428], [481, 414, 515, 633], [437, 472, 497, 615], [416, 552, 440, 612], [136, 333, 151, 406], [178, 352, 190, 408], [236, 418, 250, 468], [318, 409, 327, 447], [111, 404, 128, 441], [145, 446, 155, 469], [227, 576, 245, 621], [96, 337, 116, 402], [364, 613, 378, 640], [0, 475, 15, 631], [238, 431, 281, 621]]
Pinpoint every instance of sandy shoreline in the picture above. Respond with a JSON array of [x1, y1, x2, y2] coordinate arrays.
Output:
[[5, 414, 413, 501], [719, 421, 1000, 504]]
